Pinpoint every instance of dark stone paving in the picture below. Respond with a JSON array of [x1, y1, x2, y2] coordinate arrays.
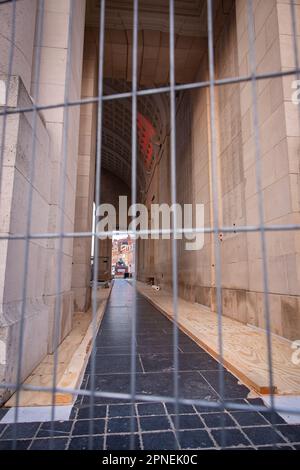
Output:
[[0, 280, 300, 450]]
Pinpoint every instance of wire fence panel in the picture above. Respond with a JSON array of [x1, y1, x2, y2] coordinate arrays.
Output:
[[0, 0, 300, 451]]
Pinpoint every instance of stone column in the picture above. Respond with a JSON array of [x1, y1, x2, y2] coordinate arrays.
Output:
[[31, 0, 86, 352], [72, 28, 98, 312]]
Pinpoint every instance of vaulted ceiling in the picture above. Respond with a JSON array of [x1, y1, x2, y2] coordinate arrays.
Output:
[[102, 79, 169, 191]]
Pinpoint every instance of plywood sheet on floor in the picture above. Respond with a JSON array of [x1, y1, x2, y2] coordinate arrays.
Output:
[[5, 287, 111, 407], [137, 282, 300, 396]]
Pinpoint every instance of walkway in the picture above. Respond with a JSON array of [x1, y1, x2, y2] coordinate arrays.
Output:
[[0, 280, 300, 449]]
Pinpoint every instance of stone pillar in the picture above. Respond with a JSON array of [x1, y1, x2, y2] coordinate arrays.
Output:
[[31, 0, 86, 352], [72, 28, 98, 312]]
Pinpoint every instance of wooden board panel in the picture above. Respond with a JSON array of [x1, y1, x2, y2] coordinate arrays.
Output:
[[137, 282, 300, 396], [5, 287, 112, 407]]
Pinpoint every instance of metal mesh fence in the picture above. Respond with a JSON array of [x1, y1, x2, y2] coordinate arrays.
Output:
[[0, 0, 300, 451]]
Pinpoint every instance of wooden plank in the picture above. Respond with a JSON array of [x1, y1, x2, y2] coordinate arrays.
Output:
[[137, 282, 300, 396], [5, 287, 112, 407]]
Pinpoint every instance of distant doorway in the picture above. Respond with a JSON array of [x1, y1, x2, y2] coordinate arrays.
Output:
[[111, 234, 135, 279]]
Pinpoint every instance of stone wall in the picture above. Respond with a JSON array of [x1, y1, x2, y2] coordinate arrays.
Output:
[[234, 0, 300, 339], [0, 0, 86, 404], [0, 0, 37, 92], [137, 0, 300, 341]]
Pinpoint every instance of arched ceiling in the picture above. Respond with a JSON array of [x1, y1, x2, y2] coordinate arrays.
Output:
[[102, 79, 169, 192]]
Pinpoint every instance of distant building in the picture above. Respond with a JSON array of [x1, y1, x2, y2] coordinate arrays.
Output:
[[111, 236, 134, 276]]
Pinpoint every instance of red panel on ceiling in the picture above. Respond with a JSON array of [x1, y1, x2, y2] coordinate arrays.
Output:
[[137, 112, 157, 172]]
